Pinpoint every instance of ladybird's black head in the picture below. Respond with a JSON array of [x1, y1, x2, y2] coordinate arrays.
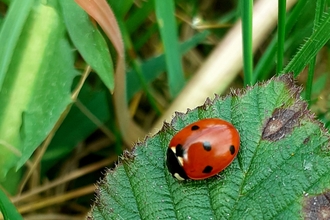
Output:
[[166, 147, 188, 181]]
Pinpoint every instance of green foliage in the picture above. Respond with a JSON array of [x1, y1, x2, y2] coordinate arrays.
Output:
[[41, 84, 111, 174], [0, 0, 330, 217], [126, 31, 210, 100], [0, 0, 77, 179], [282, 11, 330, 76], [155, 0, 185, 98], [276, 0, 287, 73], [59, 0, 115, 92], [88, 74, 330, 219], [241, 0, 253, 85], [0, 0, 34, 88], [253, 1, 310, 82], [0, 188, 23, 220]]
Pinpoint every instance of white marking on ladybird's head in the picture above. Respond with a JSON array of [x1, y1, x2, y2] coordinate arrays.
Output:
[[183, 150, 188, 161], [170, 146, 176, 154], [174, 173, 185, 181], [177, 156, 184, 166]]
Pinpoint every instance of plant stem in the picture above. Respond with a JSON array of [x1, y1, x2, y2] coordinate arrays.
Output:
[[277, 0, 286, 74], [241, 0, 253, 86]]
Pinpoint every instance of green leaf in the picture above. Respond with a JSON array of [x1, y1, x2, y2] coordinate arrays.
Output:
[[59, 0, 114, 92], [0, 0, 34, 90], [0, 188, 23, 220], [0, 1, 77, 179], [88, 74, 330, 219]]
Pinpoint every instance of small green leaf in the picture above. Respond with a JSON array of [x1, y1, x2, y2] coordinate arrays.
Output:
[[59, 0, 115, 92], [0, 188, 23, 220], [88, 74, 330, 219]]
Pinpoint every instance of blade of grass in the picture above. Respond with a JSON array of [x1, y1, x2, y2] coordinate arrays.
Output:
[[253, 1, 308, 82], [126, 31, 210, 101], [282, 11, 330, 76], [241, 0, 253, 86], [107, 0, 134, 18], [153, 0, 298, 131], [133, 23, 158, 51], [120, 22, 162, 116], [276, 0, 286, 73], [0, 0, 34, 90], [305, 0, 326, 106], [126, 0, 154, 34], [155, 0, 185, 98]]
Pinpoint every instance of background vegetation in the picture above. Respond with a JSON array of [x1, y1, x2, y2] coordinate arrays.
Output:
[[0, 0, 329, 219]]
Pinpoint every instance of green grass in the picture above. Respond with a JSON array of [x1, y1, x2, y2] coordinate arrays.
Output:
[[276, 0, 286, 73], [305, 0, 326, 107], [241, 0, 253, 85]]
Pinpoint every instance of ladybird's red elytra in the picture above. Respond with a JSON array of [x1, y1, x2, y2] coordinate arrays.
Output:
[[166, 118, 240, 180]]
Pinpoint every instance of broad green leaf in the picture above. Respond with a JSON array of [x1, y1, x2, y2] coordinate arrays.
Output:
[[0, 1, 77, 179], [88, 74, 330, 219], [59, 0, 115, 92]]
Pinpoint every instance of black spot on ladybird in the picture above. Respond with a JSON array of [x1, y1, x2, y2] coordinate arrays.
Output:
[[175, 144, 184, 157], [229, 145, 235, 155], [202, 165, 213, 173], [203, 141, 212, 151], [191, 125, 200, 131]]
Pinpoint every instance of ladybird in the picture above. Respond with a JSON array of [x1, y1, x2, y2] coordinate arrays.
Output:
[[166, 118, 240, 180]]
